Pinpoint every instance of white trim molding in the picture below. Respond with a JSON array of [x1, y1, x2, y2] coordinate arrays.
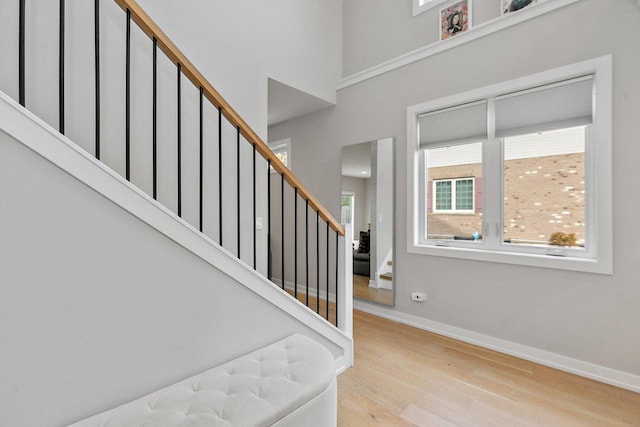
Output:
[[338, 0, 584, 90], [0, 89, 353, 374], [353, 301, 640, 394]]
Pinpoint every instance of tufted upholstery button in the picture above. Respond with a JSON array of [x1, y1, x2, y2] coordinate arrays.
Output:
[[67, 335, 335, 427]]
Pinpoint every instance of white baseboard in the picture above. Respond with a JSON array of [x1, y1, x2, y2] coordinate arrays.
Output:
[[353, 300, 640, 393]]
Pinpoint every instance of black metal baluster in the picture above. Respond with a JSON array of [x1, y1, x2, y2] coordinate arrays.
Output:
[[267, 160, 272, 280], [152, 37, 157, 198], [94, 0, 100, 159], [59, 0, 65, 134], [316, 210, 320, 314], [237, 126, 241, 258], [218, 106, 222, 245], [199, 87, 204, 232], [281, 173, 285, 290], [294, 188, 298, 299], [125, 8, 131, 181], [19, 0, 25, 107], [326, 221, 329, 321], [177, 63, 182, 217], [253, 143, 257, 270], [335, 230, 339, 327], [305, 199, 309, 306]]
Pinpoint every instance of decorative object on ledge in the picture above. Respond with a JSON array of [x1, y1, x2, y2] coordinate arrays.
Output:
[[339, 0, 583, 90], [502, 0, 539, 15], [440, 0, 471, 41]]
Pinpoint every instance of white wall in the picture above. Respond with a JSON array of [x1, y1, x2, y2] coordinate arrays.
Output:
[[137, 0, 342, 139], [0, 0, 343, 283], [375, 138, 393, 275], [269, 0, 640, 383], [0, 2, 347, 423], [0, 128, 341, 427], [342, 0, 501, 76]]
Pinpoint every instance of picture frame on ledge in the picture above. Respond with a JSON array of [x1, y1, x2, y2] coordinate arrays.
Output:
[[502, 0, 539, 15], [440, 0, 471, 41]]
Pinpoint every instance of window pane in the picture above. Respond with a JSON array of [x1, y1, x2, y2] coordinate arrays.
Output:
[[341, 195, 352, 224], [275, 150, 288, 167], [503, 126, 586, 248], [456, 179, 474, 210], [435, 181, 452, 210], [426, 142, 483, 241]]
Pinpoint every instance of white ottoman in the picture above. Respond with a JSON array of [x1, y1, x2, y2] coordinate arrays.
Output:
[[67, 334, 336, 427]]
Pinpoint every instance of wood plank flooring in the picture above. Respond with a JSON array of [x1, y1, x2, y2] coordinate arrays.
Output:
[[353, 274, 393, 306], [338, 310, 640, 426]]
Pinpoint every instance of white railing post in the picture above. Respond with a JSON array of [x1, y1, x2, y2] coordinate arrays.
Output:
[[338, 223, 353, 340]]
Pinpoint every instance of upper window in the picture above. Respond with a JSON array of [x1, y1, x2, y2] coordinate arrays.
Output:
[[407, 56, 612, 274], [341, 192, 355, 229], [413, 0, 450, 16], [268, 138, 290, 172]]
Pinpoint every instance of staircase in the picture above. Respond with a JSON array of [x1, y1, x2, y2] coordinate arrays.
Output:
[[376, 253, 393, 290], [0, 1, 352, 425]]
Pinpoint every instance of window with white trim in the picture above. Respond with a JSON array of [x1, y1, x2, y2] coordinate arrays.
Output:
[[432, 178, 475, 213], [407, 57, 612, 274], [341, 192, 355, 229], [268, 138, 290, 172]]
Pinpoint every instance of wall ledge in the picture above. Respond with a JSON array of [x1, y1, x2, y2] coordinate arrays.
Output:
[[337, 0, 583, 90]]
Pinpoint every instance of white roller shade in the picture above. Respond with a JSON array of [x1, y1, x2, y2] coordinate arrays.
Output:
[[418, 101, 487, 148], [495, 76, 593, 138]]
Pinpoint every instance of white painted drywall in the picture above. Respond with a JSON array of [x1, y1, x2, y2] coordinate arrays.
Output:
[[0, 0, 307, 278], [270, 0, 640, 380], [0, 129, 341, 427], [343, 0, 501, 76], [137, 0, 342, 139], [0, 0, 343, 280]]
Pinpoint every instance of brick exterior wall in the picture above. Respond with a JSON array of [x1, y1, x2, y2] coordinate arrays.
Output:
[[427, 152, 585, 245]]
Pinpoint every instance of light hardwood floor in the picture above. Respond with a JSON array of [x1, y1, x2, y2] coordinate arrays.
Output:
[[338, 310, 640, 426], [353, 274, 393, 306]]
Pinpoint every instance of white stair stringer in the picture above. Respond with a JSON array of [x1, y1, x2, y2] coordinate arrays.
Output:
[[0, 89, 353, 374]]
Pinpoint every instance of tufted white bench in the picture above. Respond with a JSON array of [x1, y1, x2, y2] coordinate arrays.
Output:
[[67, 334, 336, 427]]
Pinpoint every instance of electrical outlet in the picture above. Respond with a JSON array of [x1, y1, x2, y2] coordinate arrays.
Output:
[[411, 292, 426, 302]]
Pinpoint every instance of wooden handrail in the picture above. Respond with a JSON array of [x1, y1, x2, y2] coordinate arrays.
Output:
[[113, 0, 344, 236]]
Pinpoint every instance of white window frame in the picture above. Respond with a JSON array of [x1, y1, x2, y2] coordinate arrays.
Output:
[[268, 138, 291, 173], [341, 191, 355, 231], [413, 0, 450, 16], [407, 56, 612, 274], [432, 177, 475, 214]]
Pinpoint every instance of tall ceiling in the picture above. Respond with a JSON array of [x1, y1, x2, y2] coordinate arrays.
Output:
[[341, 141, 372, 178]]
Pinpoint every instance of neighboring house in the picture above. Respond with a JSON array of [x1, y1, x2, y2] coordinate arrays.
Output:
[[426, 127, 586, 245]]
